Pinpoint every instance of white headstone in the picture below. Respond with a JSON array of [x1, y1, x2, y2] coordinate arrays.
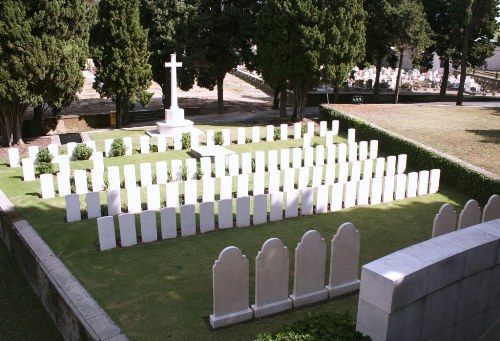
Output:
[[266, 125, 274, 142], [292, 148, 302, 169], [483, 195, 500, 222], [180, 204, 196, 236], [457, 199, 481, 229], [301, 188, 314, 215], [254, 151, 265, 174], [315, 185, 329, 214], [358, 141, 368, 161], [312, 166, 323, 188], [338, 163, 349, 184], [357, 179, 370, 206], [203, 178, 215, 202], [267, 150, 278, 171], [267, 171, 280, 194], [65, 194, 81, 222], [123, 137, 133, 156], [283, 168, 295, 193], [325, 223, 360, 298], [253, 172, 265, 196], [126, 186, 142, 214], [118, 213, 137, 247], [184, 180, 198, 205], [251, 238, 292, 318], [432, 203, 457, 238], [222, 129, 231, 146], [166, 182, 179, 207], [382, 176, 395, 203], [91, 169, 103, 192], [220, 176, 233, 200], [22, 158, 35, 181], [123, 165, 137, 189], [374, 157, 385, 178], [241, 153, 252, 174], [280, 124, 288, 141], [218, 199, 233, 229], [58, 155, 70, 176], [236, 174, 249, 198], [337, 143, 347, 164], [227, 154, 239, 176], [280, 149, 290, 170], [396, 154, 407, 174], [157, 136, 167, 153], [191, 131, 199, 149], [253, 194, 268, 225], [394, 174, 407, 200], [285, 189, 299, 218], [140, 136, 150, 154], [252, 126, 260, 143], [146, 185, 161, 211], [348, 142, 358, 162], [297, 167, 310, 190], [330, 183, 343, 211], [270, 192, 283, 222], [362, 159, 374, 180], [48, 144, 59, 163], [107, 166, 121, 190], [214, 155, 225, 178], [40, 174, 55, 199], [28, 146, 40, 160], [107, 189, 122, 216], [104, 139, 113, 157], [97, 216, 116, 251], [319, 121, 327, 137], [305, 122, 314, 136], [186, 158, 197, 180], [140, 210, 157, 242], [326, 145, 336, 165], [290, 230, 328, 307], [325, 131, 334, 146], [369, 140, 378, 159], [344, 181, 357, 208], [92, 152, 104, 172], [324, 164, 336, 185], [206, 130, 215, 147], [429, 169, 441, 194], [293, 123, 301, 139], [237, 127, 246, 144], [236, 196, 250, 228], [386, 156, 396, 177], [156, 161, 168, 185], [86, 192, 101, 219], [315, 145, 325, 166], [347, 129, 356, 145], [199, 202, 215, 233], [74, 169, 88, 194], [331, 120, 339, 135], [57, 172, 71, 196], [370, 178, 383, 205], [210, 247, 253, 329], [171, 159, 183, 181], [200, 157, 211, 179], [173, 131, 182, 150], [417, 170, 430, 196], [406, 172, 418, 198], [302, 134, 312, 149], [350, 161, 361, 182], [160, 207, 177, 239], [8, 148, 20, 167]]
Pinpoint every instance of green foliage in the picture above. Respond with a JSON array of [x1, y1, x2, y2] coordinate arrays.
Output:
[[179, 166, 188, 181], [182, 132, 191, 149], [196, 162, 203, 180], [149, 144, 158, 153], [256, 311, 368, 341], [301, 125, 308, 136], [35, 148, 54, 175], [320, 106, 500, 204], [36, 148, 53, 163], [73, 143, 93, 160], [134, 90, 154, 108], [92, 0, 152, 127], [273, 128, 281, 141], [213, 131, 224, 146], [110, 138, 127, 157]]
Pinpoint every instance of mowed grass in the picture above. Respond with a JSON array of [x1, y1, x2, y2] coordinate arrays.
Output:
[[0, 126, 470, 340], [328, 104, 500, 176]]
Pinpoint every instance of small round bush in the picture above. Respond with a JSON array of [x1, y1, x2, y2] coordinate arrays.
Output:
[[274, 128, 281, 140], [35, 148, 53, 175], [73, 143, 93, 160], [214, 131, 224, 146], [110, 138, 127, 157], [36, 148, 53, 163], [149, 144, 158, 153], [182, 132, 191, 149]]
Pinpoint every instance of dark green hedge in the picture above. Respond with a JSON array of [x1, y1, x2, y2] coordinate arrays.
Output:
[[320, 106, 500, 205]]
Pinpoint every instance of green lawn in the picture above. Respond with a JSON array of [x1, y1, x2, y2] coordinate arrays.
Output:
[[0, 126, 470, 340]]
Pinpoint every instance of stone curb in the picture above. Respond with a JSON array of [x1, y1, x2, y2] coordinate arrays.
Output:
[[0, 190, 127, 341]]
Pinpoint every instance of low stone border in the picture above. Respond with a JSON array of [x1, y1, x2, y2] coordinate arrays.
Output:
[[0, 190, 127, 341]]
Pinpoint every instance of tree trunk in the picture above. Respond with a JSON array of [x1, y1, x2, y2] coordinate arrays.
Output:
[[0, 98, 26, 146], [292, 82, 307, 121], [272, 86, 280, 110], [216, 75, 224, 114], [373, 56, 383, 103], [33, 105, 44, 137], [279, 86, 287, 118], [440, 58, 450, 98], [333, 87, 340, 104], [123, 96, 130, 126], [394, 51, 404, 104], [115, 95, 123, 128]]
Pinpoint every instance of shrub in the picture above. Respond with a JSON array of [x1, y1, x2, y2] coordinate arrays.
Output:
[[35, 148, 53, 175], [179, 166, 188, 181], [149, 144, 158, 153], [182, 132, 191, 149], [73, 143, 93, 160], [110, 138, 127, 157], [214, 131, 224, 146], [274, 128, 281, 140], [256, 311, 368, 341], [251, 158, 256, 172], [196, 162, 204, 179], [320, 106, 500, 204], [301, 124, 308, 135], [245, 138, 252, 144]]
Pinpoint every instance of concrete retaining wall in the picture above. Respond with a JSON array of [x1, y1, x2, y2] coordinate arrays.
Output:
[[0, 191, 127, 341], [356, 218, 500, 341]]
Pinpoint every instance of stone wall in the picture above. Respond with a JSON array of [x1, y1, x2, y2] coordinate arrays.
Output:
[[0, 191, 127, 341], [356, 218, 500, 341]]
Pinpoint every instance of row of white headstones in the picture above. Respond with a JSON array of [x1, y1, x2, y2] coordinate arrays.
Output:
[[432, 195, 500, 238], [10, 120, 341, 177], [209, 224, 361, 328], [41, 140, 380, 198]]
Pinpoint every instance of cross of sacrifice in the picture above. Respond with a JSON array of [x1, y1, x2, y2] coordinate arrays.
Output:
[[165, 54, 182, 109]]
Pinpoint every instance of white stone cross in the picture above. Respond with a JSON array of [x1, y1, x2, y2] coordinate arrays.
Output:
[[165, 53, 182, 109]]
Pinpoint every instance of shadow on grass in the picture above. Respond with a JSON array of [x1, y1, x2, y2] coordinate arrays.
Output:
[[466, 129, 500, 144]]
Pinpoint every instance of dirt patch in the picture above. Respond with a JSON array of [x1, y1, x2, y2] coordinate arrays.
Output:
[[328, 104, 500, 176]]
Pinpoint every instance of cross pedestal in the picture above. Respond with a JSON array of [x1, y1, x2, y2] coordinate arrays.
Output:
[[150, 53, 195, 137]]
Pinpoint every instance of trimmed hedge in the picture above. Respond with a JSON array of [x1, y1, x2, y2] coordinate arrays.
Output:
[[320, 106, 500, 205]]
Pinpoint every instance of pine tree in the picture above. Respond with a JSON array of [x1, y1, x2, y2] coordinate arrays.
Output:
[[92, 0, 152, 127]]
